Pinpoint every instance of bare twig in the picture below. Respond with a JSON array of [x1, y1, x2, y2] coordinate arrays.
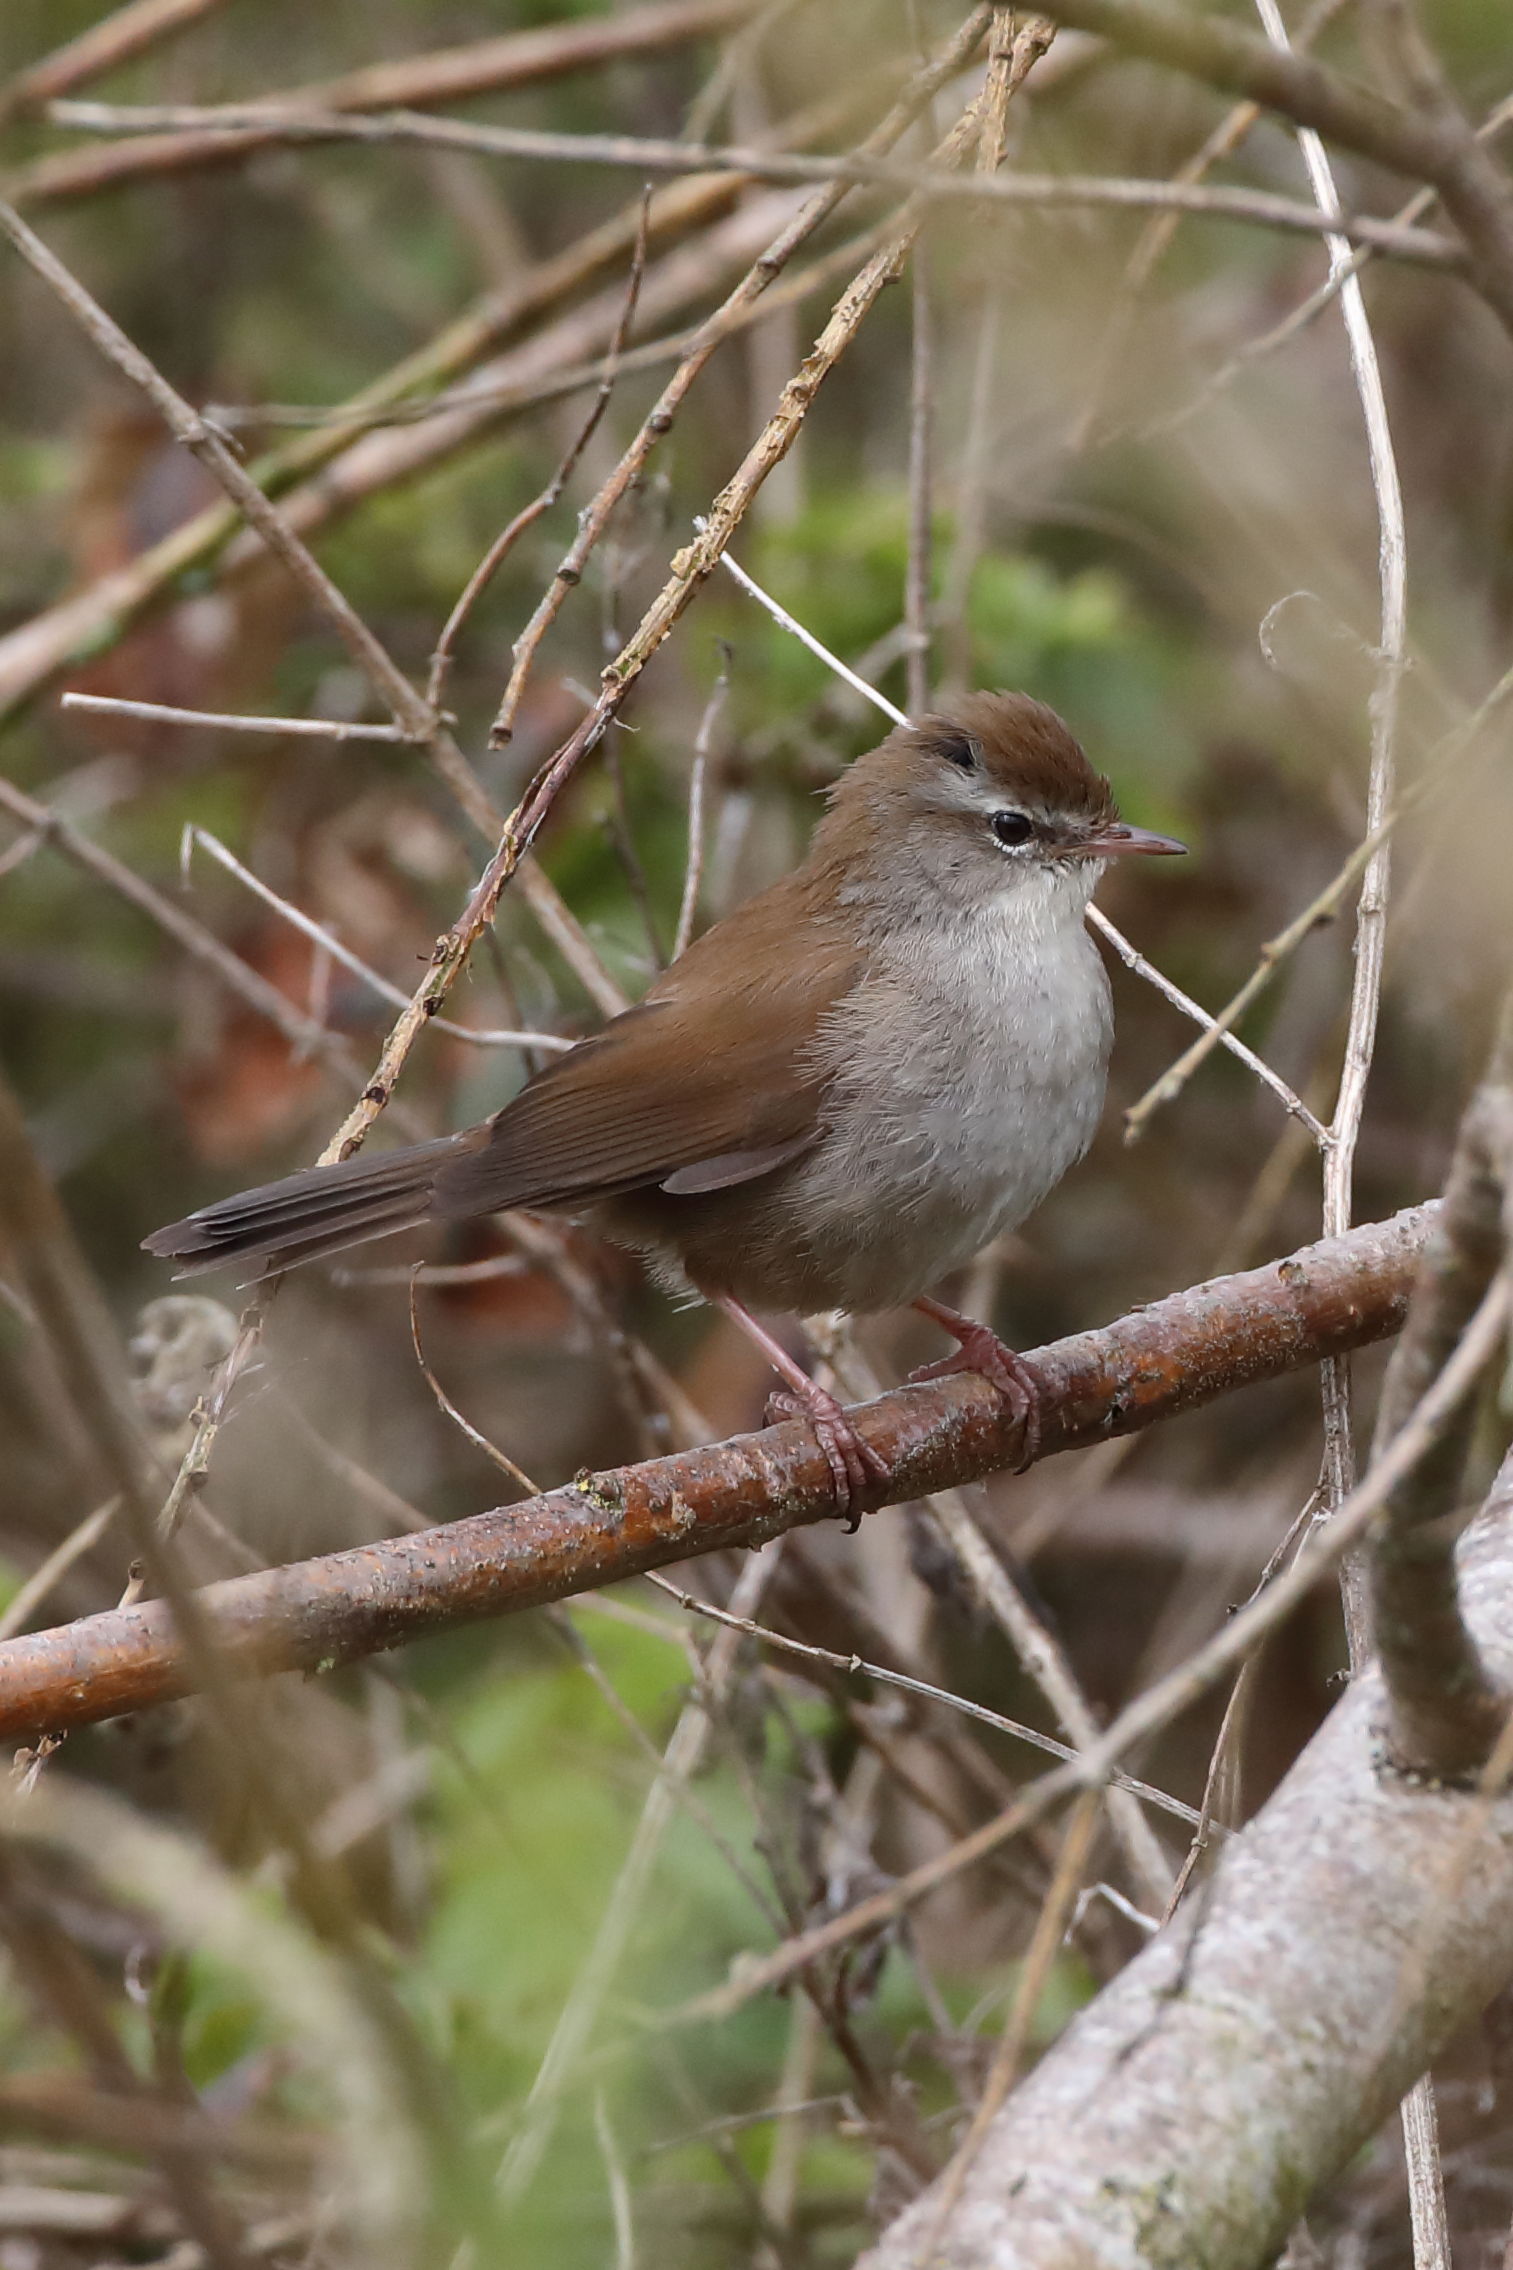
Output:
[[0, 1500, 120, 1645], [60, 692, 423, 742], [674, 660, 729, 957], [905, 240, 933, 716], [0, 772, 379, 1101], [1248, 0, 1408, 1621], [594, 2091, 636, 2270], [642, 1575, 1203, 1825], [718, 545, 912, 713], [0, 0, 223, 126], [1251, 4, 1431, 2246], [12, 0, 758, 203], [179, 826, 571, 1052], [426, 196, 652, 717], [42, 104, 1466, 268], [406, 1276, 539, 1499], [1123, 653, 1513, 1142], [1087, 907, 1326, 1142], [923, 1489, 1172, 1906]]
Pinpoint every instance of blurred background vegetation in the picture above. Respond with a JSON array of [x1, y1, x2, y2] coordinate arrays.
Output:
[[2, 2, 1513, 2264]]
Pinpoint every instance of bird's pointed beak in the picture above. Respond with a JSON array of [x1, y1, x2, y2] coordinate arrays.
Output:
[[1078, 822, 1187, 859]]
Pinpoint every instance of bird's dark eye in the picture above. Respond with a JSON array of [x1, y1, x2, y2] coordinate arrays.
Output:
[[938, 734, 979, 772], [991, 810, 1034, 848]]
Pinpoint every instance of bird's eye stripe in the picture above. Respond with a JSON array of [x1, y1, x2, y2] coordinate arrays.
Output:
[[938, 734, 979, 771]]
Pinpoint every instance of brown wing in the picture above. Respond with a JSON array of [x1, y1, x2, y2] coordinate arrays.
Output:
[[432, 876, 857, 1221]]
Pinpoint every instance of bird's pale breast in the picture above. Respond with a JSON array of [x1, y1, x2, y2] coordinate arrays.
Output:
[[610, 887, 1113, 1317]]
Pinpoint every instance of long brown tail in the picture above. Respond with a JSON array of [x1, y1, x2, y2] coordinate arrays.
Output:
[[142, 1134, 469, 1276]]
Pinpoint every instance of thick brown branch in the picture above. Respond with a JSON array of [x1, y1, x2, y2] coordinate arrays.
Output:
[[0, 1204, 1432, 1743], [1370, 1013, 1513, 1780]]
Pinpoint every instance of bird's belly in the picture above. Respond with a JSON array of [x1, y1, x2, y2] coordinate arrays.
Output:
[[783, 1035, 1106, 1311], [602, 916, 1113, 1320]]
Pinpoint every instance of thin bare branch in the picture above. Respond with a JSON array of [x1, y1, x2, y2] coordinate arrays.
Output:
[[0, 772, 379, 1097], [641, 1571, 1203, 1827], [0, 0, 223, 126], [426, 195, 651, 717], [1087, 906, 1326, 1142], [1124, 654, 1513, 1141], [674, 660, 729, 957], [180, 827, 572, 1052], [59, 692, 423, 742], [42, 103, 1466, 268], [12, 0, 759, 203]]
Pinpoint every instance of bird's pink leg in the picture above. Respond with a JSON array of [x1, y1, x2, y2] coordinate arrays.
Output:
[[909, 1294, 1044, 1472], [712, 1294, 888, 1530]]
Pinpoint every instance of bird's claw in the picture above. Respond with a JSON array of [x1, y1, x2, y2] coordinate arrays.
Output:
[[909, 1327, 1045, 1473], [765, 1384, 889, 1530]]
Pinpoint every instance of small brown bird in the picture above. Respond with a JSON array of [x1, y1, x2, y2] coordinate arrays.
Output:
[[146, 693, 1184, 1515]]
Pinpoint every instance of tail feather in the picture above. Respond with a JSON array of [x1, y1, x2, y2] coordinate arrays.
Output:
[[143, 1135, 464, 1276]]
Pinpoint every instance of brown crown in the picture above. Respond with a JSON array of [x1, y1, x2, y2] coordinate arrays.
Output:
[[912, 691, 1116, 822]]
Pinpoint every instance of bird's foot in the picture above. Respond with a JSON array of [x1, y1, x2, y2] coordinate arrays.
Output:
[[909, 1299, 1044, 1473], [764, 1381, 889, 1531]]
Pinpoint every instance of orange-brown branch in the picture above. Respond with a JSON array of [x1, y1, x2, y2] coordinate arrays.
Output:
[[0, 1204, 1433, 1743]]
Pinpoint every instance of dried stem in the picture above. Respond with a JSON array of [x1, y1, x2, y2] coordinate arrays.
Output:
[[642, 1571, 1201, 1825], [904, 240, 933, 715], [0, 773, 392, 1106], [674, 659, 729, 956]]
